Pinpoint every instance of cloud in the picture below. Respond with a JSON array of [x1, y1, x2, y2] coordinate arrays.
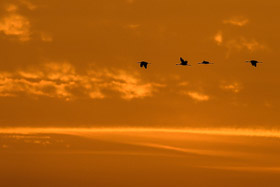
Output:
[[0, 3, 51, 42], [40, 32, 53, 42], [214, 17, 266, 56], [264, 101, 272, 108], [223, 17, 249, 27], [221, 82, 241, 93], [214, 34, 266, 56], [0, 11, 31, 41], [177, 82, 189, 87], [185, 91, 210, 102], [214, 31, 223, 45], [19, 0, 37, 10], [5, 4, 18, 12], [241, 39, 265, 52], [0, 62, 163, 100], [126, 24, 140, 29], [104, 70, 161, 99], [126, 0, 135, 4], [226, 38, 265, 52]]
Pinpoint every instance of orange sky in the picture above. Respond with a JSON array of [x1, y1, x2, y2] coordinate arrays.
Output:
[[1, 127, 280, 186], [1, 1, 280, 186], [0, 0, 279, 128]]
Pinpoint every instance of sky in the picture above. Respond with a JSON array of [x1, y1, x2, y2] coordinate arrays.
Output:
[[1, 128, 280, 187], [0, 0, 279, 128], [1, 1, 280, 186]]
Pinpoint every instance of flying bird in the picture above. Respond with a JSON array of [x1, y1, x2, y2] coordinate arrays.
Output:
[[177, 57, 191, 66], [138, 61, 151, 69], [198, 61, 214, 65], [246, 60, 262, 67]]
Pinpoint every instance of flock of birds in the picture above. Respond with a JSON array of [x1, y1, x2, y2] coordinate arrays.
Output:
[[138, 58, 263, 69]]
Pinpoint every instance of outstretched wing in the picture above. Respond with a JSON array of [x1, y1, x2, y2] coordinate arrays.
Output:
[[251, 62, 257, 67], [180, 57, 184, 64], [144, 63, 148, 69], [140, 62, 144, 67]]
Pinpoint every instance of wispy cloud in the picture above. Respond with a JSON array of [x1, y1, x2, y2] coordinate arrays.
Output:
[[214, 31, 223, 45], [126, 24, 140, 29], [0, 62, 163, 100], [214, 35, 266, 56], [177, 82, 189, 87], [0, 3, 51, 42], [220, 82, 242, 93], [40, 32, 53, 42], [126, 0, 135, 4], [2, 127, 280, 138], [19, 0, 37, 10], [200, 166, 280, 173], [241, 39, 265, 52], [223, 17, 249, 27], [214, 16, 266, 56], [225, 38, 265, 53], [0, 5, 31, 41], [5, 4, 18, 12], [185, 91, 210, 102]]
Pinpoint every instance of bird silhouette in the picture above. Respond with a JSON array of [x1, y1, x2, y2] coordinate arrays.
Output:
[[177, 57, 191, 66], [246, 60, 262, 67], [198, 61, 214, 65], [138, 61, 151, 69]]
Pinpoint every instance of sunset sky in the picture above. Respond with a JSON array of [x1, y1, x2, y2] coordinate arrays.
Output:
[[1, 1, 280, 186], [0, 0, 279, 128]]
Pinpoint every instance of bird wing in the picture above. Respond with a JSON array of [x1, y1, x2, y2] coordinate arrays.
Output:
[[251, 62, 257, 67], [180, 57, 184, 64], [140, 63, 144, 67], [144, 63, 147, 69]]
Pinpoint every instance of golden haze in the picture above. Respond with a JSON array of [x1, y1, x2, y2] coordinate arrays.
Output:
[[0, 0, 280, 186]]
